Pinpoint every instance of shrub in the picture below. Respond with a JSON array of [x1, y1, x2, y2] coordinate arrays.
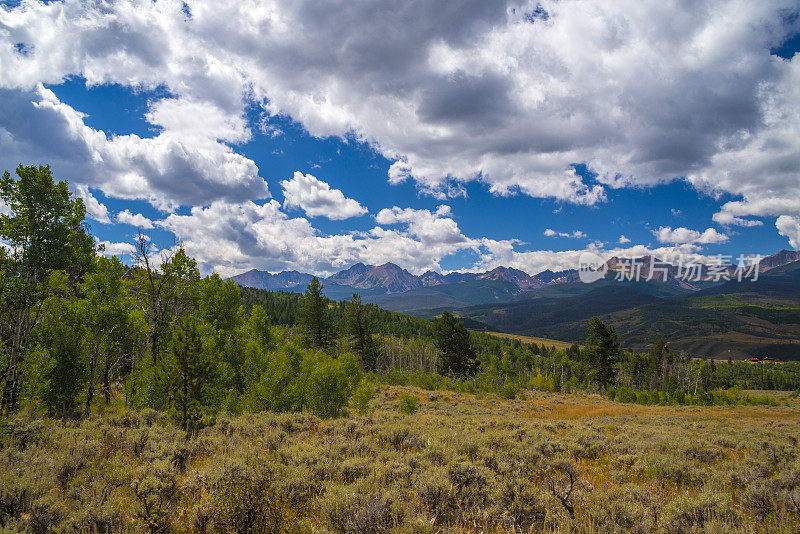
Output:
[[399, 394, 418, 415], [495, 479, 547, 530], [306, 356, 353, 419], [352, 381, 376, 415], [208, 464, 291, 534], [131, 461, 177, 533], [448, 461, 490, 513], [325, 487, 402, 534], [24, 494, 66, 534], [417, 475, 453, 524], [499, 382, 519, 400], [662, 490, 740, 533]]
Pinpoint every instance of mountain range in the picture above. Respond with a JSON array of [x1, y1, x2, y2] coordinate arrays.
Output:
[[230, 262, 575, 295], [229, 250, 800, 359], [230, 250, 798, 303]]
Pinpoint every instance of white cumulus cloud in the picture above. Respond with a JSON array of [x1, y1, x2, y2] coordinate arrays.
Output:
[[281, 172, 367, 220], [376, 206, 468, 246], [1, 0, 798, 213], [96, 240, 136, 257], [543, 229, 587, 239], [653, 226, 729, 245], [776, 215, 800, 249], [1, 0, 799, 268], [116, 209, 154, 229], [73, 184, 111, 224]]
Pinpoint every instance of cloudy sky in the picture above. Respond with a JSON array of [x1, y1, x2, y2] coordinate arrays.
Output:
[[1, 0, 799, 277]]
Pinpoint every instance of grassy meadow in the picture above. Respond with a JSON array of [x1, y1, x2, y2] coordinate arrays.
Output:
[[3, 386, 799, 533]]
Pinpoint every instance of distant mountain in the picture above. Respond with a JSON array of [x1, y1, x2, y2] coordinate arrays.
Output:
[[229, 269, 313, 290], [758, 249, 800, 272], [460, 259, 800, 360], [606, 255, 735, 291], [476, 266, 544, 290], [419, 270, 477, 287], [533, 269, 579, 285], [326, 262, 422, 294], [228, 250, 800, 325]]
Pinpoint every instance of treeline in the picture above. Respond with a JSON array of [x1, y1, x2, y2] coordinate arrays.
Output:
[[240, 285, 436, 339]]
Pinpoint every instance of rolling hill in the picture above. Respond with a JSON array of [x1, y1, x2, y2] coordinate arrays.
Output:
[[459, 259, 800, 360]]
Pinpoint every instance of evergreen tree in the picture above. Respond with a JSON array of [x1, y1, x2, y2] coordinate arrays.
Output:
[[163, 316, 211, 432], [298, 277, 334, 352], [345, 293, 378, 371], [432, 311, 477, 376], [583, 317, 620, 389]]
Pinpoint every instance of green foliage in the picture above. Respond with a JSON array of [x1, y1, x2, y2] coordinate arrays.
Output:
[[352, 380, 376, 415], [18, 346, 54, 411], [249, 344, 360, 419], [297, 277, 335, 352], [162, 315, 215, 432], [606, 385, 780, 407], [240, 288, 300, 325], [399, 393, 419, 415], [498, 382, 520, 400], [198, 274, 243, 332], [0, 164, 94, 414], [306, 354, 359, 419], [345, 293, 378, 372], [432, 311, 477, 376], [37, 272, 86, 418], [0, 164, 93, 281], [583, 317, 620, 389], [44, 342, 85, 418]]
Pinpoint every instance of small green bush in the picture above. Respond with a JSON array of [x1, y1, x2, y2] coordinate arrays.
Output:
[[399, 394, 418, 415], [352, 381, 376, 415], [499, 382, 519, 400]]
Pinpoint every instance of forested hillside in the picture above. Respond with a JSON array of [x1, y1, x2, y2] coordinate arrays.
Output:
[[460, 265, 800, 360]]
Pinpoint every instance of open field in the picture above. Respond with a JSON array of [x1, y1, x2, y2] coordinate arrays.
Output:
[[482, 331, 578, 350], [3, 387, 800, 533]]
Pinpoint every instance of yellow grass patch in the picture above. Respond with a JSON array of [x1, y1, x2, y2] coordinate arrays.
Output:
[[482, 330, 579, 349]]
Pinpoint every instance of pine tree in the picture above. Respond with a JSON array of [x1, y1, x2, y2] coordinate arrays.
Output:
[[163, 316, 211, 432], [584, 317, 620, 389], [432, 311, 477, 376], [298, 277, 334, 352], [345, 293, 378, 371], [648, 338, 667, 389]]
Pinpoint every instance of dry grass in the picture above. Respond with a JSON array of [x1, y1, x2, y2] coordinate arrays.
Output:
[[2, 387, 799, 533], [483, 331, 579, 350]]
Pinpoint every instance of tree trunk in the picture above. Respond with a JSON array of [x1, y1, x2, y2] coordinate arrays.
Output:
[[84, 343, 98, 417], [1, 309, 27, 415], [182, 355, 188, 431], [103, 352, 111, 403], [150, 326, 160, 365]]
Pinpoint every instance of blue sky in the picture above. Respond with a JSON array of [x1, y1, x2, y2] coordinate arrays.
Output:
[[1, 1, 799, 276]]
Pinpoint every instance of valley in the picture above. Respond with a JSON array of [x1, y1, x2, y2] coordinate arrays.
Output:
[[231, 250, 800, 360]]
